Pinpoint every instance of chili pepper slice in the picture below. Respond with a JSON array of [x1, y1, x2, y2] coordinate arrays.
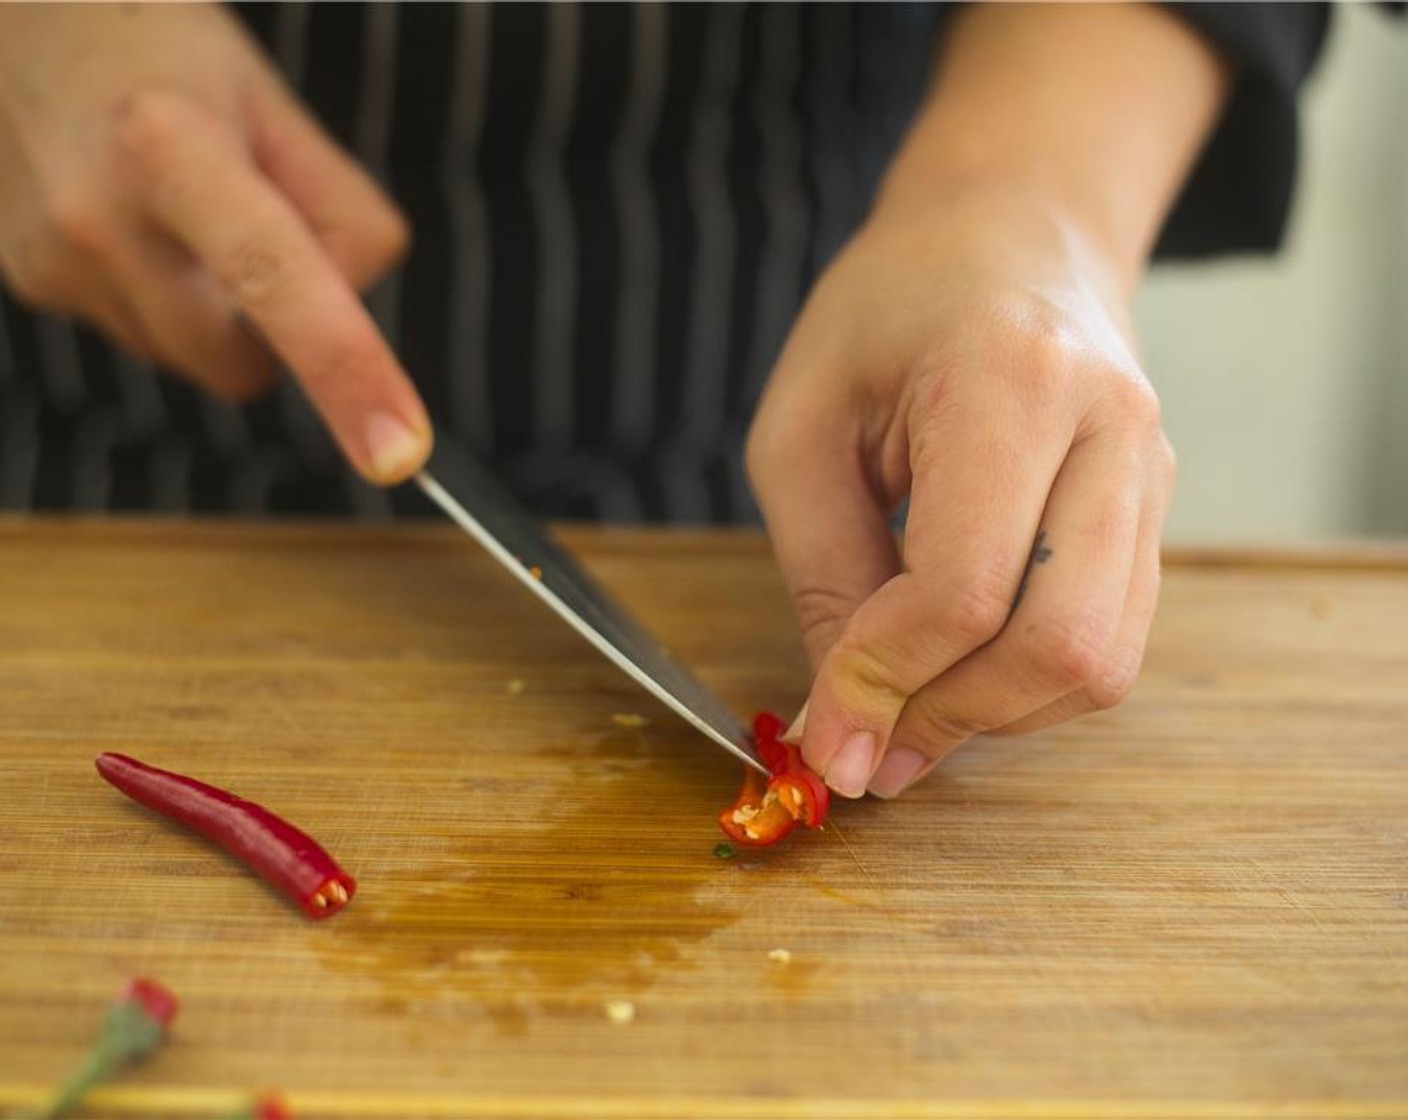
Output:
[[750, 712, 792, 773], [718, 764, 800, 847], [751, 711, 788, 745], [768, 742, 830, 829], [95, 753, 356, 920], [716, 712, 831, 847]]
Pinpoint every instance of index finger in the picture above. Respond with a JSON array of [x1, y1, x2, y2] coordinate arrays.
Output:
[[118, 92, 430, 483]]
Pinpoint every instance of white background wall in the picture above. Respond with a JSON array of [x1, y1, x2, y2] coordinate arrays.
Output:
[[1137, 5, 1408, 543]]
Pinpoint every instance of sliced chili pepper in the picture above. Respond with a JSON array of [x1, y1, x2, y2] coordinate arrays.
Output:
[[716, 711, 831, 847], [95, 753, 356, 920], [768, 742, 830, 828], [749, 711, 793, 774], [751, 711, 788, 745], [718, 764, 800, 847]]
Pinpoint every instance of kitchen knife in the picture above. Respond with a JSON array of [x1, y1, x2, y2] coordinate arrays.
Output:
[[415, 439, 766, 773]]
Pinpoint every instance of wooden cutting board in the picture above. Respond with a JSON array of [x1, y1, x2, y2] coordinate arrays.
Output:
[[0, 521, 1406, 1119]]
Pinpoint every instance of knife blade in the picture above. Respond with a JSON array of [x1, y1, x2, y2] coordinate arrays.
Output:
[[415, 439, 766, 774]]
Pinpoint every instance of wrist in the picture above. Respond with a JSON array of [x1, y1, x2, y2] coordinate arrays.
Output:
[[872, 3, 1229, 296], [870, 155, 1140, 325]]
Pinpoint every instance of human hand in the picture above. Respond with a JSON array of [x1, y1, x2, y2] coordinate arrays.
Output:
[[746, 4, 1225, 800], [748, 183, 1172, 799], [0, 2, 429, 482]]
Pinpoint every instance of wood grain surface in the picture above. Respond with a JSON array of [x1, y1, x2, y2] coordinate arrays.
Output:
[[0, 520, 1405, 1119]]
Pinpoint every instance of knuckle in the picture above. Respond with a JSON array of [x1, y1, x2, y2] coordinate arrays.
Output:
[[1158, 434, 1178, 486], [1028, 612, 1117, 690], [217, 238, 293, 309], [1009, 300, 1083, 390], [297, 324, 383, 400], [4, 237, 64, 306], [743, 412, 793, 488], [40, 195, 108, 260], [206, 370, 275, 405], [377, 203, 412, 264], [902, 370, 959, 466], [1085, 645, 1145, 710], [906, 699, 981, 751], [113, 90, 190, 179], [789, 584, 856, 654], [1109, 373, 1164, 433], [934, 571, 1014, 647]]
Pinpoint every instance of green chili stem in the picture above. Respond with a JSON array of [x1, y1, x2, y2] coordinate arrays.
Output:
[[36, 1001, 166, 1119], [37, 1038, 124, 1119]]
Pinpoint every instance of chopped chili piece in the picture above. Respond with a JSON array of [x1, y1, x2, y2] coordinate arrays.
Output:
[[711, 842, 737, 860], [767, 742, 830, 828], [37, 977, 179, 1118], [716, 712, 830, 847], [95, 753, 356, 921]]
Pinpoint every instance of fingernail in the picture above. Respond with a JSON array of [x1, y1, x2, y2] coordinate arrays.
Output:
[[867, 748, 930, 800], [782, 702, 808, 744], [825, 730, 877, 799], [365, 412, 430, 483]]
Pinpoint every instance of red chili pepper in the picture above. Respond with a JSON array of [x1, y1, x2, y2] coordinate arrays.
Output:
[[768, 742, 830, 828], [220, 1092, 293, 1120], [37, 977, 179, 1118], [95, 753, 356, 920], [251, 1095, 293, 1120], [718, 764, 799, 847], [752, 713, 790, 774], [717, 712, 831, 847], [120, 978, 180, 1030], [751, 711, 788, 748]]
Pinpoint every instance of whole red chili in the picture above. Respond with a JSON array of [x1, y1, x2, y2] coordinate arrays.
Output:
[[95, 753, 356, 920], [717, 712, 830, 847]]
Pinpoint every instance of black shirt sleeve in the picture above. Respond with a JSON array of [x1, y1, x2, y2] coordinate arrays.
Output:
[[1153, 2, 1332, 259]]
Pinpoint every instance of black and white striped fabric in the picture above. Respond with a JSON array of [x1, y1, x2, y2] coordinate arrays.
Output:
[[0, 3, 936, 522], [0, 2, 1337, 520]]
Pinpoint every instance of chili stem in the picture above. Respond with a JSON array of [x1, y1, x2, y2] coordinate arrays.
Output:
[[34, 990, 170, 1119], [36, 1036, 126, 1119]]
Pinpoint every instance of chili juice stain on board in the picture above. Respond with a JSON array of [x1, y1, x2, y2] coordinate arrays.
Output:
[[314, 726, 751, 1037]]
